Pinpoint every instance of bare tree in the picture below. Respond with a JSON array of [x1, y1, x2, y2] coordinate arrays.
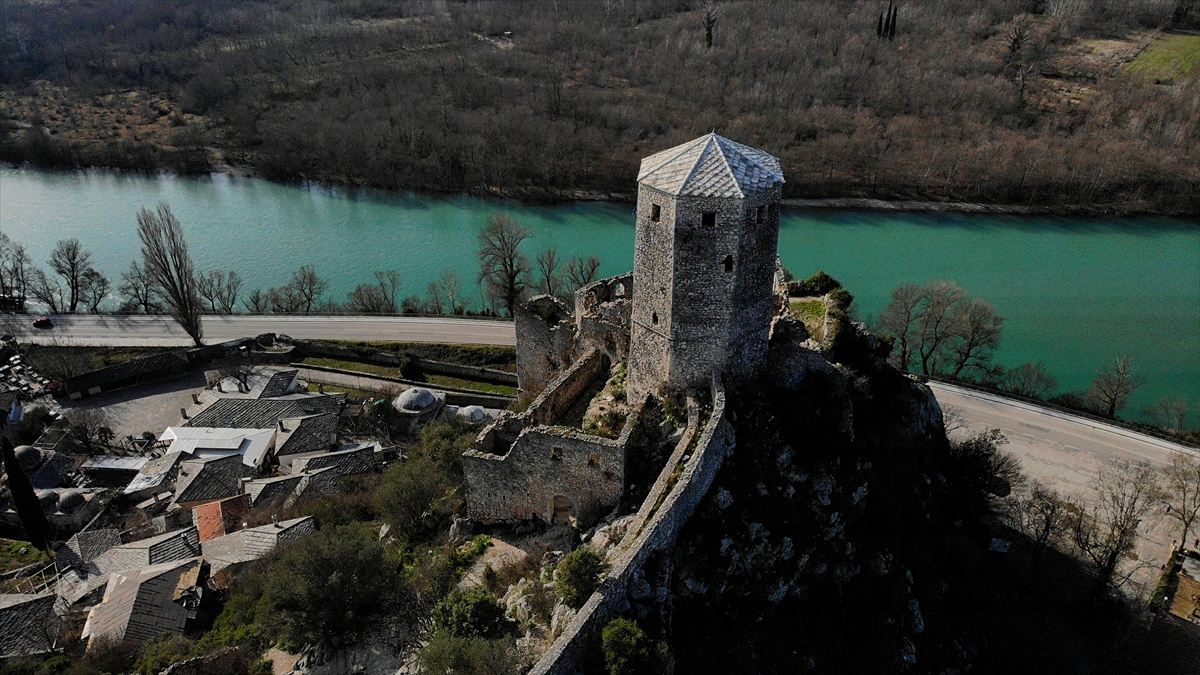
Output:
[[289, 265, 328, 314], [80, 268, 110, 313], [477, 213, 531, 316], [1001, 362, 1058, 400], [0, 233, 32, 306], [1142, 397, 1190, 434], [564, 255, 601, 294], [1088, 355, 1146, 419], [1160, 454, 1200, 552], [217, 360, 256, 390], [65, 406, 116, 453], [197, 270, 242, 314], [436, 269, 462, 314], [48, 238, 94, 313], [346, 283, 392, 314], [946, 298, 1004, 379], [27, 269, 66, 314], [137, 203, 204, 345], [536, 248, 562, 297], [118, 261, 161, 314], [876, 282, 924, 371], [375, 271, 402, 311], [26, 338, 93, 380], [1007, 479, 1069, 579], [1070, 458, 1161, 597], [701, 0, 720, 48], [268, 284, 305, 314], [243, 289, 270, 314], [916, 281, 967, 376], [425, 280, 444, 315]]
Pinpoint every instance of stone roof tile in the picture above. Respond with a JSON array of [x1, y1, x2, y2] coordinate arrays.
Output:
[[638, 133, 784, 198]]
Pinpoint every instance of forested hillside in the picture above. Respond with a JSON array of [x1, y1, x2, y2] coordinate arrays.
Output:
[[1, 0, 1198, 213]]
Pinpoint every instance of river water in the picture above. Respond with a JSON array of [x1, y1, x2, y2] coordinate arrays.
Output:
[[1, 167, 1197, 421]]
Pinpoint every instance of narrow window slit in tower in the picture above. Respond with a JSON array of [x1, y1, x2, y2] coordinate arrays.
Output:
[[651, 311, 659, 325], [702, 212, 716, 227], [651, 204, 661, 222], [723, 255, 734, 273], [756, 205, 765, 223]]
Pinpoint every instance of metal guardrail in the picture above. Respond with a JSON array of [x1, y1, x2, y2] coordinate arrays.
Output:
[[924, 374, 1199, 449]]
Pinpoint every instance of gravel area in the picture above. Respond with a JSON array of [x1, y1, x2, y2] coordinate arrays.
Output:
[[58, 370, 208, 439]]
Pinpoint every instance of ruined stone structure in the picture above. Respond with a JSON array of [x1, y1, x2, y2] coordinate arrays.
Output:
[[627, 134, 784, 402], [465, 134, 783, 530]]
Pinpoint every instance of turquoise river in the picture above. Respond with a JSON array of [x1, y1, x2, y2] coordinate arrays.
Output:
[[1, 167, 1197, 422]]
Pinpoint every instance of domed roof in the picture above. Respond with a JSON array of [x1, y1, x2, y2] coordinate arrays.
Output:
[[457, 405, 488, 423], [395, 388, 436, 412], [36, 490, 59, 511], [57, 490, 85, 513], [14, 445, 42, 471]]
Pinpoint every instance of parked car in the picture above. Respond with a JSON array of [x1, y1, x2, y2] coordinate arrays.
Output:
[[32, 316, 53, 328]]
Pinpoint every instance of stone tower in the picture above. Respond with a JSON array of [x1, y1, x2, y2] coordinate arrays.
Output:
[[627, 134, 785, 402]]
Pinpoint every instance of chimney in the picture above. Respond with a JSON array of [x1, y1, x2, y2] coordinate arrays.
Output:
[[277, 420, 285, 433], [180, 407, 188, 419], [272, 514, 279, 528], [318, 383, 325, 394], [191, 393, 200, 404], [216, 382, 223, 393]]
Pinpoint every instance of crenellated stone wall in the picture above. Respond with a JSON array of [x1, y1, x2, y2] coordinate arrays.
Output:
[[515, 295, 576, 399]]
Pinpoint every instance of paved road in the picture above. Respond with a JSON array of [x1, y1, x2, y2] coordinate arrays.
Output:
[[931, 381, 1195, 593], [4, 314, 517, 347]]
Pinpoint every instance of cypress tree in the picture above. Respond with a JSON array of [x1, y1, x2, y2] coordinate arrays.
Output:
[[888, 6, 898, 40], [877, 12, 884, 38], [2, 437, 51, 554]]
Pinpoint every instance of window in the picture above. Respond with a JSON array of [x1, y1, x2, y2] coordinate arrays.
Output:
[[702, 212, 716, 227], [651, 311, 659, 325], [650, 204, 661, 222], [551, 447, 563, 460], [756, 205, 765, 223], [723, 255, 734, 273]]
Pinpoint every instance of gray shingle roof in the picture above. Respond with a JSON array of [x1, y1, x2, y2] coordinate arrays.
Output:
[[123, 452, 191, 496], [84, 557, 202, 646], [258, 370, 298, 398], [55, 528, 201, 609], [173, 455, 247, 505], [186, 395, 345, 429], [64, 351, 190, 393], [276, 413, 338, 457], [0, 593, 59, 657], [201, 516, 314, 575], [637, 133, 784, 198], [244, 474, 304, 509], [290, 444, 375, 477], [56, 529, 122, 571]]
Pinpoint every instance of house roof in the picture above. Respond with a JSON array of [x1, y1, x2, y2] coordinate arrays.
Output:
[[186, 395, 345, 429], [276, 413, 338, 457], [201, 517, 314, 575], [123, 452, 192, 496], [55, 528, 201, 609], [244, 474, 304, 509], [259, 370, 298, 399], [83, 558, 203, 646], [172, 455, 247, 505], [56, 529, 122, 571], [290, 444, 376, 477], [82, 456, 148, 472], [64, 351, 190, 393], [637, 133, 784, 198], [161, 426, 276, 468], [192, 494, 251, 543], [0, 593, 59, 657]]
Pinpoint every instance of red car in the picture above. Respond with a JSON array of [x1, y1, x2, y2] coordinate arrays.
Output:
[[31, 317, 53, 329]]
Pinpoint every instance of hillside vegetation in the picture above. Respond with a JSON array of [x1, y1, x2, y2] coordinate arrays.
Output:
[[1, 0, 1198, 213]]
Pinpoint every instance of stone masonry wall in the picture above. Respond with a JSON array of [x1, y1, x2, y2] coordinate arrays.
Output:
[[726, 186, 782, 388], [528, 349, 607, 427], [516, 295, 576, 399], [627, 184, 676, 402], [462, 426, 627, 526], [528, 374, 733, 675], [574, 273, 633, 364]]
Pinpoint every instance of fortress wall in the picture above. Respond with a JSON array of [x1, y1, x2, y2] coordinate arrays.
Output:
[[574, 273, 633, 364], [527, 349, 607, 428], [462, 426, 626, 526], [516, 295, 576, 399], [529, 374, 733, 675], [726, 186, 783, 387]]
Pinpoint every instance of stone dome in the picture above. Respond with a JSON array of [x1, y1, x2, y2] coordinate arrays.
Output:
[[457, 405, 488, 423], [394, 388, 436, 412], [57, 490, 85, 513], [36, 490, 59, 511], [14, 445, 42, 471]]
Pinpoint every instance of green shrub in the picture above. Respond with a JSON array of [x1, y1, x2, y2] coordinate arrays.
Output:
[[432, 586, 508, 638], [786, 270, 842, 297], [602, 618, 665, 675], [134, 634, 195, 675], [417, 634, 525, 675], [826, 287, 854, 314], [555, 548, 604, 609]]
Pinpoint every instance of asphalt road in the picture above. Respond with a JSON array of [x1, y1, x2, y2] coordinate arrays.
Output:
[[931, 381, 1195, 592], [3, 314, 518, 347]]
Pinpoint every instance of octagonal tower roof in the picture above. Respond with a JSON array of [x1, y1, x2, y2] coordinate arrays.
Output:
[[637, 133, 784, 199]]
